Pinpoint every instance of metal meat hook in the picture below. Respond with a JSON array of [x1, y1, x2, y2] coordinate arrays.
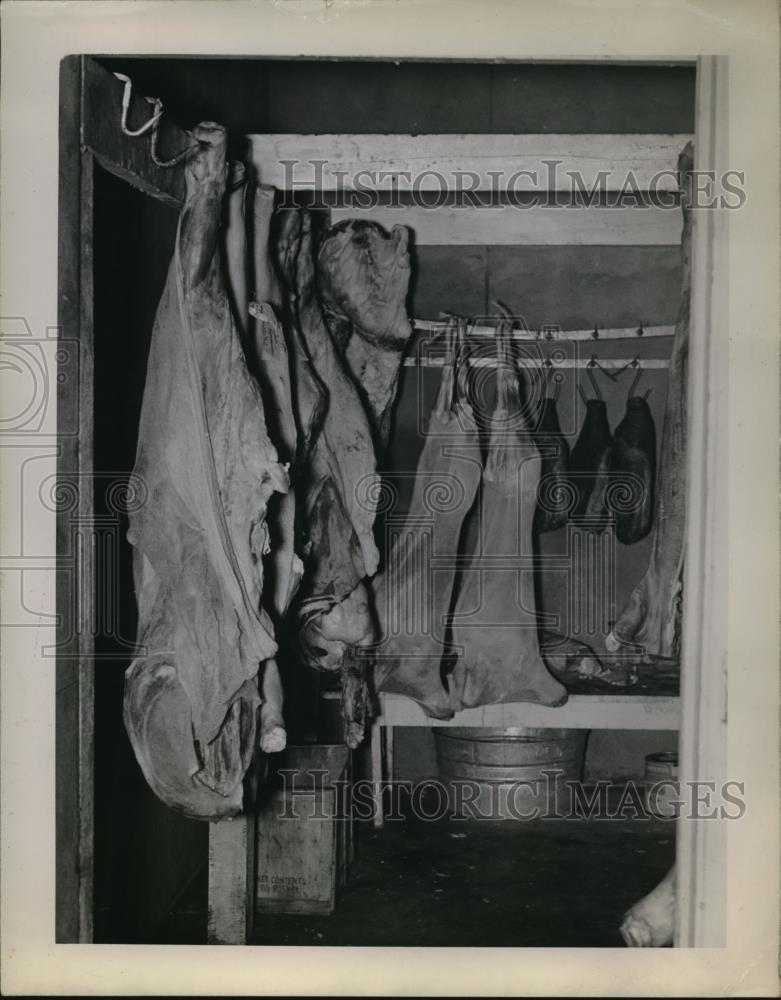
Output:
[[113, 71, 198, 167], [113, 72, 163, 137]]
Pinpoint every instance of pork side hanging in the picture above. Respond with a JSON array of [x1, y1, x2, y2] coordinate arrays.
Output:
[[448, 321, 568, 710], [371, 320, 482, 719], [124, 123, 288, 819], [606, 141, 694, 660]]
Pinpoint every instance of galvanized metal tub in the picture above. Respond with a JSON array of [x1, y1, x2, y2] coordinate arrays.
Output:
[[433, 727, 588, 820]]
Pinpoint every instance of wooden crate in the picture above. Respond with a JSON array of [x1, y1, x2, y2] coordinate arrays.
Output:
[[255, 745, 352, 915]]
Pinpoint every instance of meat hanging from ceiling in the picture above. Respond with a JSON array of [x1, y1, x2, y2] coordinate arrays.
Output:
[[270, 207, 384, 746], [274, 211, 376, 630], [448, 320, 569, 711], [246, 188, 307, 755], [371, 319, 482, 719], [317, 218, 413, 451], [123, 122, 288, 819], [608, 391, 656, 545], [606, 141, 694, 660], [533, 379, 572, 534], [568, 393, 614, 530], [286, 210, 381, 591]]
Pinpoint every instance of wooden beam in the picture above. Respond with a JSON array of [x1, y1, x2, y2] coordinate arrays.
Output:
[[56, 56, 95, 944], [675, 55, 729, 950], [375, 693, 680, 730], [207, 816, 256, 945], [80, 56, 187, 208], [250, 133, 692, 193], [329, 204, 683, 246]]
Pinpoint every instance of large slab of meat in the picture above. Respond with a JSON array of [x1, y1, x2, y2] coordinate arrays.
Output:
[[371, 321, 482, 718], [318, 219, 413, 451], [271, 209, 380, 741], [289, 211, 380, 586], [448, 322, 568, 710], [124, 123, 288, 818], [607, 142, 693, 659]]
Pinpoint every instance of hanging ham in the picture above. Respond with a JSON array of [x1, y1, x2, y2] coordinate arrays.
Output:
[[448, 322, 568, 710], [317, 219, 413, 451], [124, 123, 288, 819], [371, 321, 482, 719], [533, 389, 571, 533], [606, 141, 694, 659], [608, 392, 656, 545], [569, 395, 613, 528]]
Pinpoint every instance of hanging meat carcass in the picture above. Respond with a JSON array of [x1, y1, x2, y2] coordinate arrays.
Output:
[[371, 320, 482, 718], [606, 142, 694, 658], [448, 321, 568, 710], [221, 178, 297, 755], [246, 190, 308, 753], [533, 380, 571, 533], [317, 218, 413, 451], [290, 211, 380, 583], [249, 190, 302, 621], [608, 391, 656, 545], [569, 391, 613, 529], [271, 208, 380, 745], [124, 123, 288, 819]]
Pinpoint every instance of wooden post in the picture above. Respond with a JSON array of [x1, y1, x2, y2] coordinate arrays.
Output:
[[370, 720, 384, 829], [207, 751, 263, 945], [674, 55, 730, 948], [56, 55, 96, 944], [207, 815, 257, 945]]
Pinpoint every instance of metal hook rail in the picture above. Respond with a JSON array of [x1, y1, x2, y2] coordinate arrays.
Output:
[[414, 318, 672, 342]]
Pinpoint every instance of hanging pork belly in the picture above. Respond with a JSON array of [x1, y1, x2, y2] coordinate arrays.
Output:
[[124, 123, 288, 819], [448, 321, 568, 710], [606, 141, 694, 659], [608, 391, 656, 545], [371, 320, 482, 719], [317, 218, 413, 451]]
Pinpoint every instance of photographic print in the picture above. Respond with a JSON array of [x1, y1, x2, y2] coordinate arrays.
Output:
[[1, 1, 778, 995]]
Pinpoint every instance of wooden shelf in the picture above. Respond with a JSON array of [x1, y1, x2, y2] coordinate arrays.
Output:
[[375, 691, 680, 730], [250, 133, 692, 193]]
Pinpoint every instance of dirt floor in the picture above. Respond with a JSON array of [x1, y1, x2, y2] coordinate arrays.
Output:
[[155, 792, 675, 947]]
